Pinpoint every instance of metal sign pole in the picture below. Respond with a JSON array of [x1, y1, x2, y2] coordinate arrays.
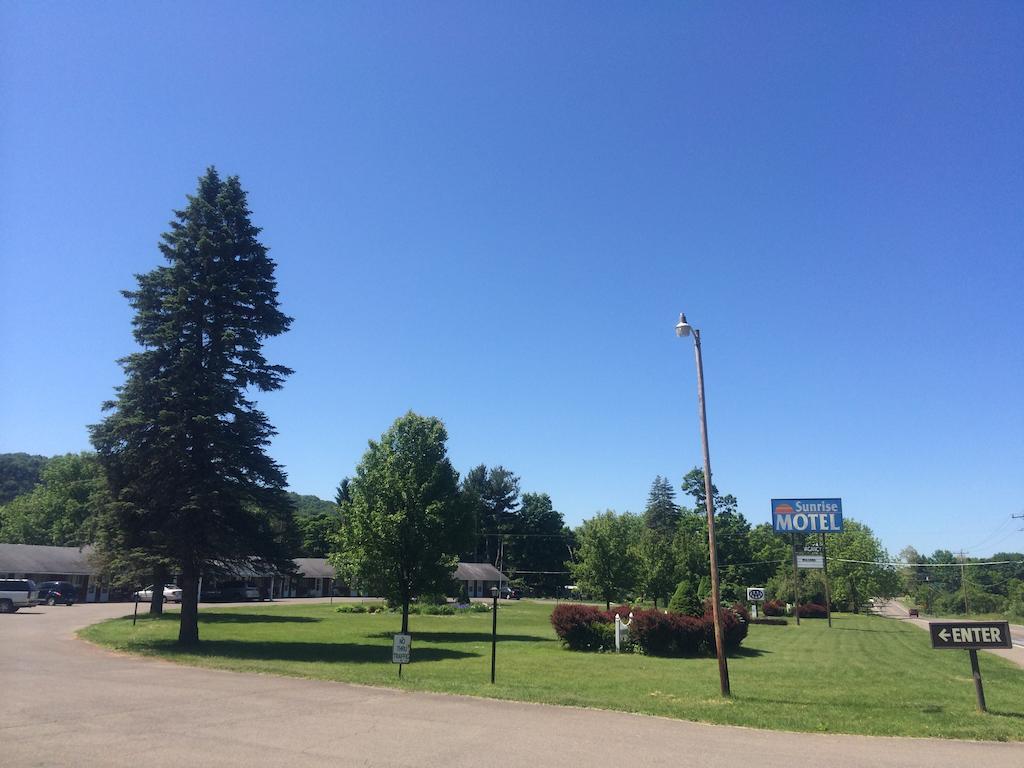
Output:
[[490, 589, 499, 684], [792, 533, 801, 625], [969, 649, 987, 712], [822, 532, 832, 628]]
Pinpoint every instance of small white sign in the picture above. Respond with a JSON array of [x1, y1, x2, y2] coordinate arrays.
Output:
[[797, 555, 825, 570], [747, 587, 766, 602], [392, 633, 411, 664]]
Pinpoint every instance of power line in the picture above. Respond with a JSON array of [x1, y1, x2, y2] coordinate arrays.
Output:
[[837, 557, 1024, 568]]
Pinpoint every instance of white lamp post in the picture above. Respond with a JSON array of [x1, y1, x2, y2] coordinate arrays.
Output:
[[676, 312, 731, 697]]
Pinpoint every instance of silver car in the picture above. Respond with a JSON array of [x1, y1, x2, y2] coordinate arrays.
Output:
[[132, 584, 183, 603]]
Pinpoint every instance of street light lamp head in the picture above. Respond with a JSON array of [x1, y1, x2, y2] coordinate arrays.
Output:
[[675, 313, 693, 338]]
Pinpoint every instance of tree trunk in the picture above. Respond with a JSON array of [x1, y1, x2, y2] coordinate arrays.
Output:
[[178, 566, 200, 646], [401, 598, 410, 635], [149, 566, 167, 615], [606, 599, 611, 610]]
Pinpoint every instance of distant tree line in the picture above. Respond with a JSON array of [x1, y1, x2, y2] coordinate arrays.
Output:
[[899, 546, 1024, 619], [568, 471, 902, 612]]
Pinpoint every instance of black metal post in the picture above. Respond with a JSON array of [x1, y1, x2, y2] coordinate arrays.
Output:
[[969, 649, 987, 712], [133, 589, 140, 626], [490, 587, 499, 684]]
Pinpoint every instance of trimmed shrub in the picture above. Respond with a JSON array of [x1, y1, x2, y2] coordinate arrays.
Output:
[[751, 617, 788, 626], [697, 575, 712, 602], [551, 604, 613, 651], [730, 602, 750, 623], [763, 599, 786, 616], [667, 580, 701, 616], [631, 609, 705, 656], [608, 604, 633, 620], [417, 603, 456, 615], [457, 582, 472, 605], [797, 603, 828, 618], [718, 606, 749, 650]]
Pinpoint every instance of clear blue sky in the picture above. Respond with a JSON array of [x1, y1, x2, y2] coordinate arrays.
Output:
[[2, 3, 1021, 558]]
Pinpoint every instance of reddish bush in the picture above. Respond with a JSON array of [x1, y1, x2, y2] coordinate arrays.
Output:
[[607, 604, 633, 620], [631, 609, 707, 656], [797, 603, 828, 618], [715, 606, 749, 650], [763, 599, 786, 616], [551, 604, 613, 651]]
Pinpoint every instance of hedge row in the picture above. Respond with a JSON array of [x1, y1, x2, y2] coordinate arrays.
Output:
[[550, 603, 748, 656], [796, 603, 828, 618]]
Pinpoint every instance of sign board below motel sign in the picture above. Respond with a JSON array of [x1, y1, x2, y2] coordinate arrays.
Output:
[[772, 499, 844, 533], [929, 621, 1012, 650], [796, 555, 824, 570]]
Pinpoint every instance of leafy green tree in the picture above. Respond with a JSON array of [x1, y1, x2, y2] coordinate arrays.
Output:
[[667, 579, 701, 616], [330, 412, 470, 633], [673, 510, 709, 583], [637, 527, 677, 607], [681, 467, 737, 515], [568, 510, 641, 609], [506, 492, 568, 595], [0, 453, 50, 504], [289, 493, 341, 558], [461, 465, 520, 563], [824, 520, 899, 612], [90, 167, 295, 645], [747, 523, 790, 586], [0, 453, 107, 545]]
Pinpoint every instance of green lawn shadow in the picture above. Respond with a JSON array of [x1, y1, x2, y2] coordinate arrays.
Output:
[[130, 612, 320, 625], [729, 646, 769, 658], [198, 612, 321, 624], [151, 639, 479, 664], [369, 630, 554, 644]]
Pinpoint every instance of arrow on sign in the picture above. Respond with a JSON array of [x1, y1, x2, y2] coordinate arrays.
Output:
[[939, 628, 950, 642]]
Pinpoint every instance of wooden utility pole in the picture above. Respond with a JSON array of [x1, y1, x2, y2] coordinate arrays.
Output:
[[692, 328, 731, 697], [792, 533, 801, 626], [822, 532, 832, 627], [677, 313, 730, 697], [959, 551, 969, 615]]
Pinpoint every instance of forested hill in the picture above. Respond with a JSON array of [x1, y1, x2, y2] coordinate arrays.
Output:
[[0, 453, 50, 504]]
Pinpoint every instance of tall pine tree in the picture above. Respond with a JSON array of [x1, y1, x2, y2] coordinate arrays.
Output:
[[90, 168, 294, 645]]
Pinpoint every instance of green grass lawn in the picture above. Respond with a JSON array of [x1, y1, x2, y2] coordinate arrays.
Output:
[[80, 601, 1024, 741]]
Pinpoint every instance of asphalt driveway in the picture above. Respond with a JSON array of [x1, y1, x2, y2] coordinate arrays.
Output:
[[4, 601, 1022, 767]]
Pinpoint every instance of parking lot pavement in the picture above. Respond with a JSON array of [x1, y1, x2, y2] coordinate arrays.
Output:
[[4, 601, 1023, 768]]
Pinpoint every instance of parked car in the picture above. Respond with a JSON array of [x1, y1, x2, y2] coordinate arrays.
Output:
[[201, 581, 259, 602], [36, 581, 78, 606], [0, 579, 38, 613], [500, 586, 522, 600], [133, 584, 183, 603]]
